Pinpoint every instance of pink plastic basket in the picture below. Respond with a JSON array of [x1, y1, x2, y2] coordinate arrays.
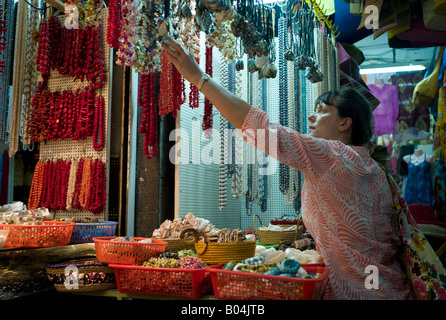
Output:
[[93, 237, 167, 265], [205, 264, 329, 300], [110, 264, 208, 298]]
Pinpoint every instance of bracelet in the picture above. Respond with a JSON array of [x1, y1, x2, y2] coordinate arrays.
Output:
[[197, 73, 210, 91]]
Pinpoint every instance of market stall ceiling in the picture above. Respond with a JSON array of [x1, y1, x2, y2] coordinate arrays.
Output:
[[354, 33, 436, 69]]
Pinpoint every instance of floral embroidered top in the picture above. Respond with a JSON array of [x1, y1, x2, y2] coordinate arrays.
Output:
[[240, 107, 412, 300]]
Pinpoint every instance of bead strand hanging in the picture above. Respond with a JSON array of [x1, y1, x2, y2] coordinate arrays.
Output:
[[139, 73, 158, 159], [106, 0, 121, 48], [28, 158, 107, 214], [20, 0, 40, 148], [0, 0, 14, 142], [202, 44, 213, 138], [0, 1, 6, 75], [9, 0, 27, 158], [218, 58, 228, 210], [278, 15, 289, 194]]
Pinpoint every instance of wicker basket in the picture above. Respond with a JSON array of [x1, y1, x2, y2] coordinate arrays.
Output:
[[253, 214, 297, 245], [194, 232, 256, 265], [163, 228, 197, 252], [46, 256, 116, 292]]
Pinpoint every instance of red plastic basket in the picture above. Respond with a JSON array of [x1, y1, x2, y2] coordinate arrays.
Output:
[[110, 264, 208, 298], [205, 264, 329, 300], [0, 221, 75, 249], [93, 237, 167, 265]]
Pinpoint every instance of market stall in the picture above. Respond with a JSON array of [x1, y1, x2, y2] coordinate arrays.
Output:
[[0, 0, 445, 301]]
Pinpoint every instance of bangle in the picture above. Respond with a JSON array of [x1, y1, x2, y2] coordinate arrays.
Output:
[[197, 74, 210, 91]]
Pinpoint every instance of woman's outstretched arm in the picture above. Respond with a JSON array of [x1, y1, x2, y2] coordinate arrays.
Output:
[[162, 35, 251, 128]]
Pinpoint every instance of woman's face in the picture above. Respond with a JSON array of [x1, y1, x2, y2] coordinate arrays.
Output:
[[307, 102, 346, 141]]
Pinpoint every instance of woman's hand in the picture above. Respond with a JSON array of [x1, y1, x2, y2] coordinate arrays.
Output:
[[161, 34, 252, 128], [162, 35, 203, 87]]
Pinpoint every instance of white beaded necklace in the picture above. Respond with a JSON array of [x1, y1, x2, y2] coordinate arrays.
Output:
[[0, 0, 15, 142], [9, 0, 28, 157], [21, 0, 40, 148]]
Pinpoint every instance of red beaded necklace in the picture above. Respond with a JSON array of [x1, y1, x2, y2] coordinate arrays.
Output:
[[93, 93, 105, 151], [202, 45, 213, 138], [172, 65, 185, 118], [189, 58, 200, 110], [86, 159, 106, 214], [71, 158, 85, 210], [106, 0, 121, 48], [0, 3, 7, 77], [158, 51, 174, 117], [139, 73, 158, 159], [35, 18, 50, 88]]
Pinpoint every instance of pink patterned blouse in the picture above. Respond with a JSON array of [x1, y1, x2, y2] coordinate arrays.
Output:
[[240, 107, 412, 300]]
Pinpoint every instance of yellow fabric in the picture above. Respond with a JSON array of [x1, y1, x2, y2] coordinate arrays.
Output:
[[413, 47, 445, 108], [434, 0, 446, 14], [320, 0, 335, 15]]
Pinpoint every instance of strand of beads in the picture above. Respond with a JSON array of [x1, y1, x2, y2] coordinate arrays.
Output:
[[27, 158, 106, 213], [202, 44, 213, 138], [66, 158, 79, 210], [0, 3, 6, 74], [20, 0, 40, 147], [171, 65, 185, 118], [35, 18, 50, 86], [79, 157, 92, 209], [27, 88, 98, 143], [28, 161, 45, 210], [116, 0, 137, 67], [106, 0, 121, 48], [85, 159, 107, 213], [278, 16, 289, 195], [9, 0, 27, 157], [71, 158, 85, 210], [138, 73, 158, 159], [93, 93, 106, 151], [0, 0, 14, 142], [218, 58, 228, 210], [158, 51, 174, 117], [134, 0, 163, 74]]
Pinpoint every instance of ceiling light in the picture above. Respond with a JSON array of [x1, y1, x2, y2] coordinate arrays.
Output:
[[359, 65, 426, 75]]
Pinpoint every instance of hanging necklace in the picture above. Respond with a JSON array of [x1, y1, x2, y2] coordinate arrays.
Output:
[[9, 0, 27, 157], [278, 15, 289, 194], [202, 44, 213, 138], [218, 58, 228, 210]]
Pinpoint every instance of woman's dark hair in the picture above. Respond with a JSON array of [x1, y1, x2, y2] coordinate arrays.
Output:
[[315, 87, 375, 146]]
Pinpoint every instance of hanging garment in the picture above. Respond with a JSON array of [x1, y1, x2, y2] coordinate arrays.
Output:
[[369, 83, 399, 136], [392, 72, 431, 143], [404, 155, 434, 207], [434, 86, 446, 154]]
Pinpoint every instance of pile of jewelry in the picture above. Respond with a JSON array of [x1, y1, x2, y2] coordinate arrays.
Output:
[[0, 207, 52, 225], [143, 250, 206, 269]]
